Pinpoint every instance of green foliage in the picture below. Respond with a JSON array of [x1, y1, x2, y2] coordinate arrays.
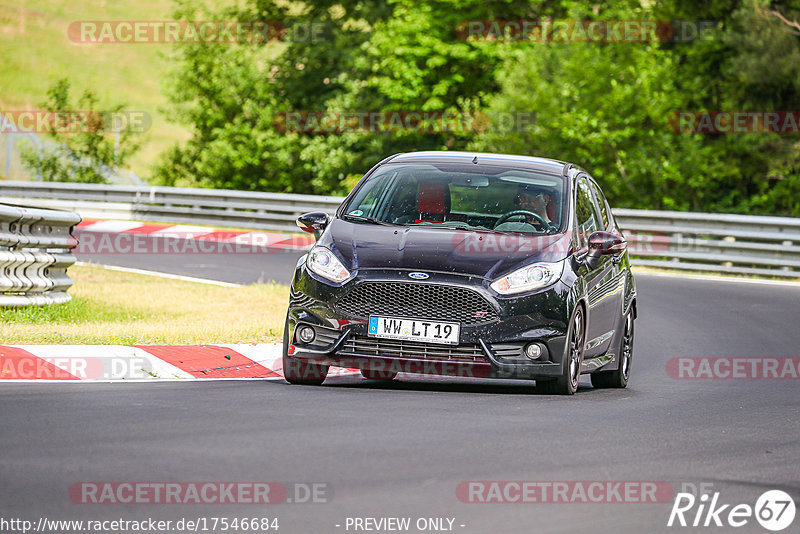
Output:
[[20, 79, 141, 184], [0, 296, 147, 325], [470, 41, 732, 211], [471, 0, 800, 215], [155, 0, 541, 194], [157, 0, 800, 215]]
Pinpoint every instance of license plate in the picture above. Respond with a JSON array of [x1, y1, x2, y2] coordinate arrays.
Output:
[[368, 316, 460, 345]]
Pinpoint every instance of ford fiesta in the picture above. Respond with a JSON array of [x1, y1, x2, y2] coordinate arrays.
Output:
[[283, 151, 637, 394]]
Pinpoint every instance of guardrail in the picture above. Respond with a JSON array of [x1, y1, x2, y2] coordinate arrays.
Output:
[[1, 181, 798, 279], [614, 209, 800, 278], [0, 202, 81, 306], [0, 181, 343, 233]]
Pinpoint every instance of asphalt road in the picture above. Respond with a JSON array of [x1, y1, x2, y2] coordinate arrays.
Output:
[[2, 272, 799, 534], [75, 230, 306, 285]]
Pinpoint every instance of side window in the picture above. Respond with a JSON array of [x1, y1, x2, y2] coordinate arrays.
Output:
[[588, 179, 611, 229], [575, 177, 602, 249], [346, 173, 393, 217], [384, 178, 418, 223]]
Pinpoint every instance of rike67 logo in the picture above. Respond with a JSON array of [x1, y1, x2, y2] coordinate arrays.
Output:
[[668, 488, 796, 531]]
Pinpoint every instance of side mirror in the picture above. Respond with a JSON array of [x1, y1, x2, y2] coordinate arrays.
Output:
[[585, 231, 626, 268], [296, 212, 330, 240], [297, 211, 331, 239]]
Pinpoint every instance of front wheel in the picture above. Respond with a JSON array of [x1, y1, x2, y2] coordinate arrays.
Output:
[[591, 311, 634, 389], [538, 306, 585, 395], [282, 318, 329, 385]]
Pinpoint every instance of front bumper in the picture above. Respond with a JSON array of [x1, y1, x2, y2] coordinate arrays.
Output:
[[286, 265, 573, 380]]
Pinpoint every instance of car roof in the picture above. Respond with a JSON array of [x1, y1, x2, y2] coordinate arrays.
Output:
[[386, 151, 570, 176]]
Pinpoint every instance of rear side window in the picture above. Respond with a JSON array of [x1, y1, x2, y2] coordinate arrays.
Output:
[[588, 179, 612, 229], [575, 177, 602, 249]]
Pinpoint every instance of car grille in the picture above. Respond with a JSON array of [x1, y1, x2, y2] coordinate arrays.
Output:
[[335, 282, 498, 326], [340, 335, 486, 362]]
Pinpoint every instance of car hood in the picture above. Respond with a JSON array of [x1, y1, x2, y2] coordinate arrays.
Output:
[[318, 219, 573, 280]]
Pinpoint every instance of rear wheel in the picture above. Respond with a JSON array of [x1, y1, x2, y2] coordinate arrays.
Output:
[[538, 306, 585, 395], [591, 311, 634, 389], [360, 369, 398, 381], [282, 318, 328, 385]]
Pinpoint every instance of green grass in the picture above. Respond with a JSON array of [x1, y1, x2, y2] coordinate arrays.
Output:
[[0, 264, 290, 344], [0, 0, 192, 178], [0, 295, 153, 324]]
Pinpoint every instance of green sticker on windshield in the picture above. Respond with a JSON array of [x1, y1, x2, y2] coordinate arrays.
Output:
[[349, 210, 364, 216]]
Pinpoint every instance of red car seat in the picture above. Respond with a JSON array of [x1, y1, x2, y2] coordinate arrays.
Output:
[[415, 182, 450, 223]]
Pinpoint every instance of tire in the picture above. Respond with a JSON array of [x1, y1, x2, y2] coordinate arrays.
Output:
[[282, 317, 329, 385], [360, 369, 398, 381], [538, 306, 585, 395], [591, 311, 634, 389]]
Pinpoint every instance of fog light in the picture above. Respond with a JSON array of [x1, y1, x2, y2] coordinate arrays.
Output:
[[525, 343, 543, 360], [297, 325, 316, 344]]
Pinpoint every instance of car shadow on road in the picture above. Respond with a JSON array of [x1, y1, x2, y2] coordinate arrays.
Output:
[[310, 375, 596, 396]]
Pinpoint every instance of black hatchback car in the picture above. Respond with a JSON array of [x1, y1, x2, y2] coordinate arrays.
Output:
[[283, 151, 636, 394]]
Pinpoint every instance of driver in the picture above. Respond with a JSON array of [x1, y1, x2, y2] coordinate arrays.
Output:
[[515, 185, 553, 225]]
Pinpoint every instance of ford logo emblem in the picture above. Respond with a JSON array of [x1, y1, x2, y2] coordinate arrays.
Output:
[[408, 272, 429, 280]]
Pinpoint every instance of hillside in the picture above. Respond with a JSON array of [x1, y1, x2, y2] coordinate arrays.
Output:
[[0, 0, 191, 180]]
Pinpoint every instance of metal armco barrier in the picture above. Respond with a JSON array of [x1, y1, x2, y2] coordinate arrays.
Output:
[[0, 181, 343, 233], [613, 209, 800, 278], [1, 181, 799, 279], [0, 202, 81, 307]]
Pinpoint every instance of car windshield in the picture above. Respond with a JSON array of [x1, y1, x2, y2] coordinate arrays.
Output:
[[341, 163, 566, 234]]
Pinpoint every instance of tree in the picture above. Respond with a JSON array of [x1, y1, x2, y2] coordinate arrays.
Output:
[[157, 0, 800, 215], [20, 79, 141, 184], [153, 0, 386, 193], [155, 0, 554, 194], [471, 0, 800, 215]]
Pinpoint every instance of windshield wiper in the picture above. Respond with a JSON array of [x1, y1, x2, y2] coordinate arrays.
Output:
[[342, 214, 394, 226], [413, 224, 480, 231], [492, 226, 559, 236]]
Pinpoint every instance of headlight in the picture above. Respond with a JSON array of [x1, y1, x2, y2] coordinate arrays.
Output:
[[306, 246, 351, 283], [490, 260, 564, 295]]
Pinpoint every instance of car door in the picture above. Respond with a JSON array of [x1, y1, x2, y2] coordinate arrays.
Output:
[[573, 175, 614, 359], [586, 177, 626, 357]]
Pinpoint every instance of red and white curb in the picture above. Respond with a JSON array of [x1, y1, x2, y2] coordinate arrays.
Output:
[[75, 220, 315, 251], [0, 344, 357, 382]]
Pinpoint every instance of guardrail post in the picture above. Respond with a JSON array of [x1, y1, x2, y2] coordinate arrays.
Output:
[[0, 202, 81, 307]]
